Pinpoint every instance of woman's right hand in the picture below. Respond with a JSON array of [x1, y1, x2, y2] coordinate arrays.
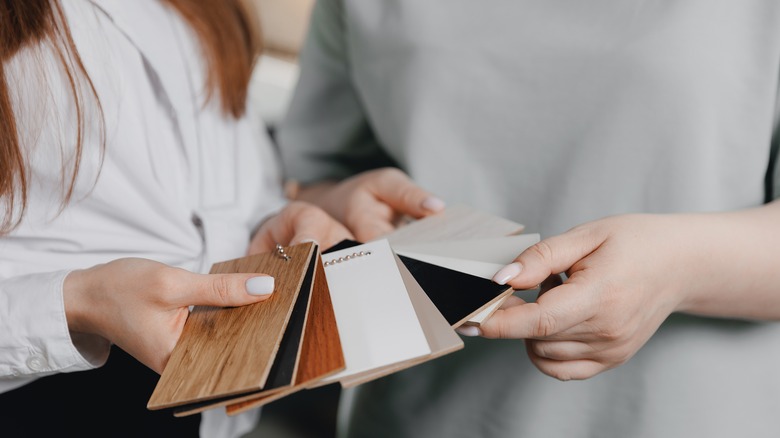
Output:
[[63, 258, 275, 374]]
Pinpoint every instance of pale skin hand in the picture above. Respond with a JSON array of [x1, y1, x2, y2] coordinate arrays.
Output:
[[64, 258, 274, 374], [247, 200, 354, 255], [473, 200, 780, 381], [295, 167, 446, 242], [64, 202, 352, 374]]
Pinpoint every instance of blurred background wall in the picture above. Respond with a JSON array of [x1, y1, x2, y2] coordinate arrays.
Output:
[[250, 0, 314, 129]]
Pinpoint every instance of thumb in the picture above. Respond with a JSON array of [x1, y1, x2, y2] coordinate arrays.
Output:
[[183, 273, 275, 308], [491, 226, 604, 290], [371, 169, 446, 219]]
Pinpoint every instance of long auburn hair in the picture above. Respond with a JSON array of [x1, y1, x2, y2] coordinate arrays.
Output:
[[0, 0, 262, 234]]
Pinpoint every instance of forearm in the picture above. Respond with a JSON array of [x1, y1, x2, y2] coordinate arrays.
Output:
[[676, 199, 780, 320]]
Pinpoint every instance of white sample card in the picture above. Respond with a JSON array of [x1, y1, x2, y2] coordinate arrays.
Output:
[[384, 204, 526, 245], [339, 255, 464, 388], [393, 234, 541, 266], [318, 239, 431, 384]]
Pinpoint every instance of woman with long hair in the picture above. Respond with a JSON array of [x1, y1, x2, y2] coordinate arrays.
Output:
[[0, 1, 351, 436]]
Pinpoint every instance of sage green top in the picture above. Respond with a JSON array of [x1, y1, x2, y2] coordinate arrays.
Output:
[[278, 1, 780, 436]]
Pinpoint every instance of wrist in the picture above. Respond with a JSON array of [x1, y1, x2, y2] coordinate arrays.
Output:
[[670, 209, 771, 318], [63, 267, 99, 336]]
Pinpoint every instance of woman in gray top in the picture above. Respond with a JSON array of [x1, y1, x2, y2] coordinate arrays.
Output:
[[277, 0, 780, 436]]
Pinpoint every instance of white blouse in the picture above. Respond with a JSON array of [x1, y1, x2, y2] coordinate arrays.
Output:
[[0, 1, 285, 435]]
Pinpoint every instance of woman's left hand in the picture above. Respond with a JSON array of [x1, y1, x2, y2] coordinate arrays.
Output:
[[248, 201, 354, 254]]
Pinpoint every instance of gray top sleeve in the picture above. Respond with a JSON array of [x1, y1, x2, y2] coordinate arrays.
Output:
[[276, 0, 397, 185], [768, 75, 780, 202]]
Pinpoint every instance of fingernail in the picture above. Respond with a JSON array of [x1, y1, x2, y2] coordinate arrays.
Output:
[[246, 276, 274, 296], [421, 196, 446, 212], [492, 262, 523, 285], [298, 238, 319, 246], [456, 326, 482, 337]]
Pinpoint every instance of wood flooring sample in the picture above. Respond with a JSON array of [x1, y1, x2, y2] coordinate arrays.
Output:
[[171, 250, 320, 417], [147, 242, 316, 410], [225, 258, 346, 416]]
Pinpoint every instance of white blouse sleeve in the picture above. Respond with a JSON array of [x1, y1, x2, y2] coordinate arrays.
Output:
[[0, 270, 110, 391], [0, 12, 111, 393]]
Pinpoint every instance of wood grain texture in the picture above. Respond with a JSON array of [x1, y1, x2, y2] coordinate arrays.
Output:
[[292, 256, 346, 382], [170, 250, 320, 418], [147, 242, 316, 410], [225, 256, 346, 416], [256, 250, 318, 389]]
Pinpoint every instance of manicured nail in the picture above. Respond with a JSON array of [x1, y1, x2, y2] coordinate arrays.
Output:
[[421, 196, 446, 212], [456, 326, 482, 337], [246, 276, 274, 296], [492, 262, 523, 285]]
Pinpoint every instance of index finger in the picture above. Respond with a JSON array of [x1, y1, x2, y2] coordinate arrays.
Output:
[[370, 169, 445, 219]]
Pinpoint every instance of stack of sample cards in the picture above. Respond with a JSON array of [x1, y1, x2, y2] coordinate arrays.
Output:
[[147, 205, 540, 417]]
